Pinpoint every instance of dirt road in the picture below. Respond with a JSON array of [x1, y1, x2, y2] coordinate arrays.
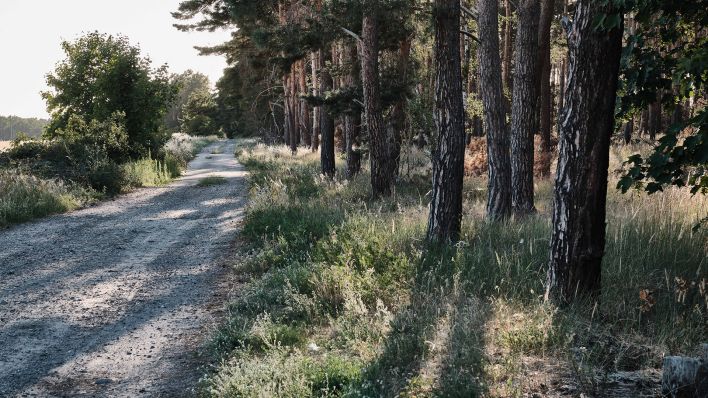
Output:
[[0, 140, 246, 397]]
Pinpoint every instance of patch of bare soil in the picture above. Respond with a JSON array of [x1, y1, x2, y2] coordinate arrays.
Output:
[[0, 140, 246, 397]]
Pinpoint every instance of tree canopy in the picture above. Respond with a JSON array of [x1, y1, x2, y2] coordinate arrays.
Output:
[[43, 32, 176, 156]]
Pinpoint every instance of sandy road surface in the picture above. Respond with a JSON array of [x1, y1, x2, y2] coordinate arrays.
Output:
[[0, 140, 246, 397]]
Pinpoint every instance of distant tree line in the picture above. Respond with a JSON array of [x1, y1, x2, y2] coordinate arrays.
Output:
[[0, 116, 48, 140]]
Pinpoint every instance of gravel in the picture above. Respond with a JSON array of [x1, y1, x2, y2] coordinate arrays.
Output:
[[0, 140, 246, 397]]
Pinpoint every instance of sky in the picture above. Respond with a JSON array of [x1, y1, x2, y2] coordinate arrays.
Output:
[[0, 0, 232, 118]]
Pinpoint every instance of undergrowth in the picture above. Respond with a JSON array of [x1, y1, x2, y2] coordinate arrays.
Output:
[[0, 133, 219, 227], [203, 141, 706, 397]]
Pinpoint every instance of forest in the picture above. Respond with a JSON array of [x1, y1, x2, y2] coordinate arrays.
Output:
[[164, 0, 706, 396]]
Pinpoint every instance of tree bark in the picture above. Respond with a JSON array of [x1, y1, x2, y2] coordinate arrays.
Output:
[[510, 0, 541, 216], [362, 8, 395, 197], [343, 43, 362, 178], [289, 65, 300, 152], [502, 0, 513, 93], [311, 51, 321, 151], [545, 0, 623, 304], [648, 100, 661, 141], [391, 37, 412, 175], [298, 59, 312, 148], [479, 0, 512, 220], [427, 0, 466, 242], [538, 0, 555, 177], [623, 116, 633, 144], [320, 50, 335, 177]]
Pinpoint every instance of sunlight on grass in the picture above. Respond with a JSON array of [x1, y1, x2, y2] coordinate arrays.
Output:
[[202, 140, 707, 397]]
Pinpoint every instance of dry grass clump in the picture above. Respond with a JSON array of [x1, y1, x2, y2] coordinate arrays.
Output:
[[0, 170, 96, 227]]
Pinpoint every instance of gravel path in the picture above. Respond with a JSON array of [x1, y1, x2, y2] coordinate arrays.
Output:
[[0, 140, 246, 397]]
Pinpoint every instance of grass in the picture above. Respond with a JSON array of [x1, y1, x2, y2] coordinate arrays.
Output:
[[203, 141, 706, 397], [0, 170, 99, 228], [197, 176, 228, 187], [0, 133, 221, 228]]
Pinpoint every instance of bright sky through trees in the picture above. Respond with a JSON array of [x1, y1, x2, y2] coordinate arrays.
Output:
[[0, 0, 231, 118]]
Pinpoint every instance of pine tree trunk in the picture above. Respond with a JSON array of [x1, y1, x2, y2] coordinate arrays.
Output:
[[311, 51, 321, 151], [299, 59, 312, 148], [546, 0, 623, 304], [362, 10, 394, 197], [502, 0, 513, 93], [623, 116, 633, 144], [538, 0, 555, 178], [648, 100, 661, 141], [289, 66, 299, 153], [344, 43, 362, 178], [511, 0, 541, 216], [479, 0, 512, 220], [320, 50, 335, 177], [391, 37, 412, 175], [558, 58, 566, 132], [639, 108, 648, 137], [427, 0, 466, 242]]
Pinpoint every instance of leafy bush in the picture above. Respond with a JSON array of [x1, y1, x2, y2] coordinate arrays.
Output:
[[43, 32, 176, 156]]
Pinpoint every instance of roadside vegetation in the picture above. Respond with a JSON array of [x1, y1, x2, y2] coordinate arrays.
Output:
[[0, 133, 216, 228], [0, 32, 223, 229], [199, 141, 706, 397]]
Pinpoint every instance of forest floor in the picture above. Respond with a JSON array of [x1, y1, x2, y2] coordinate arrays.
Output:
[[199, 141, 706, 397], [0, 140, 246, 397]]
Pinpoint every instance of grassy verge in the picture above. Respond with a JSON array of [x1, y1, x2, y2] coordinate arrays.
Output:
[[0, 170, 100, 228], [203, 141, 706, 397], [0, 134, 220, 228]]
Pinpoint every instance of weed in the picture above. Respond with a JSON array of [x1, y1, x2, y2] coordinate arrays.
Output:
[[197, 176, 228, 187]]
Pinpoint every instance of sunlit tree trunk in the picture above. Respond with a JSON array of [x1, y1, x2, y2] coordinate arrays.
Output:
[[546, 0, 623, 304]]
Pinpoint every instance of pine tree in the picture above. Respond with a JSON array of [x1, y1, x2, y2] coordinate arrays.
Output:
[[546, 0, 623, 304]]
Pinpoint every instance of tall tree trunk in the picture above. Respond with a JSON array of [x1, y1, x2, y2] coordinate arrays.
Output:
[[502, 0, 513, 93], [283, 73, 294, 147], [538, 0, 555, 177], [546, 0, 623, 304], [344, 43, 362, 178], [511, 0, 541, 216], [391, 37, 412, 175], [299, 59, 312, 148], [362, 8, 394, 197], [479, 0, 512, 220], [320, 50, 335, 177], [311, 51, 321, 151], [557, 57, 566, 132], [289, 66, 300, 152], [427, 0, 465, 242], [648, 100, 661, 141], [623, 116, 633, 144]]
